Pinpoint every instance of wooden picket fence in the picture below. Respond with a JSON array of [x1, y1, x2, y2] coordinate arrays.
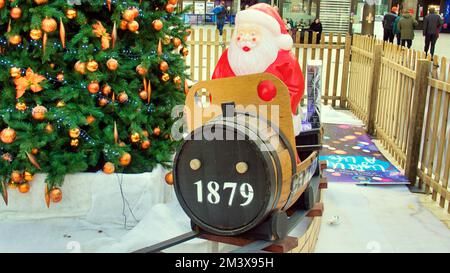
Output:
[[186, 28, 351, 107], [347, 35, 450, 213]]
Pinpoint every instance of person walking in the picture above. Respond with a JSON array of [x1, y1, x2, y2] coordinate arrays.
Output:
[[383, 6, 398, 43], [309, 18, 323, 43], [393, 14, 402, 45], [423, 7, 444, 57], [214, 1, 228, 36], [398, 10, 418, 49]]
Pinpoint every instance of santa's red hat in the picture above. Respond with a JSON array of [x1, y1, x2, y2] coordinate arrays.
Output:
[[235, 3, 293, 51]]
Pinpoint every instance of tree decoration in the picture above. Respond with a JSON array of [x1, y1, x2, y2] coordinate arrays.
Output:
[[165, 171, 173, 185], [34, 0, 48, 4], [159, 61, 169, 72], [57, 73, 64, 82], [173, 37, 181, 47], [88, 81, 100, 94], [69, 128, 81, 138], [18, 183, 30, 193], [10, 7, 22, 20], [74, 61, 86, 74], [24, 171, 34, 182], [106, 58, 118, 71], [102, 84, 112, 95], [152, 19, 163, 31], [32, 105, 47, 121], [70, 138, 79, 147], [0, 0, 5, 9], [114, 121, 119, 144], [14, 68, 46, 99], [45, 123, 54, 133], [118, 92, 128, 103], [153, 127, 161, 136], [161, 73, 170, 82], [1, 128, 16, 144], [10, 67, 21, 78], [86, 115, 96, 124], [86, 60, 99, 72], [169, 0, 178, 5], [119, 152, 132, 166], [11, 171, 23, 183], [166, 4, 175, 13], [180, 47, 189, 57], [16, 102, 27, 111], [141, 140, 151, 150], [50, 188, 62, 203], [103, 162, 115, 174], [8, 35, 21, 45], [157, 38, 163, 55], [106, 0, 111, 11], [60, 17, 66, 48], [66, 8, 77, 19], [136, 65, 147, 76], [112, 22, 117, 49], [128, 21, 139, 33], [130, 132, 140, 143], [30, 29, 43, 40], [92, 21, 111, 50]]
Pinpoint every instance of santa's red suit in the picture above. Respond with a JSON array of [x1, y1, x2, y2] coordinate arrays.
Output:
[[212, 3, 305, 115]]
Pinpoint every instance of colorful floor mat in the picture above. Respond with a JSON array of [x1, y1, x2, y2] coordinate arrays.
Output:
[[319, 124, 410, 184]]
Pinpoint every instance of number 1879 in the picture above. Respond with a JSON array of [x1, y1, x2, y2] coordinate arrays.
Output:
[[193, 181, 254, 207]]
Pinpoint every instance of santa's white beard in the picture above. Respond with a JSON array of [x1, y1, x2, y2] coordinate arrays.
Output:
[[228, 31, 279, 76]]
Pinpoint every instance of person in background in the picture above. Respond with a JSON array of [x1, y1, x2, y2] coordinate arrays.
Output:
[[383, 6, 398, 43], [309, 18, 323, 43], [397, 9, 418, 49], [214, 1, 228, 36], [393, 13, 402, 45], [423, 7, 444, 57]]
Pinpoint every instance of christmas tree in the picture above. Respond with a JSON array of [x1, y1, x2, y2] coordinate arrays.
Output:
[[0, 0, 188, 204]]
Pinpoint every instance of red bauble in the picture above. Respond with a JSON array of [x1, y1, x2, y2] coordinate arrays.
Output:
[[257, 80, 277, 102]]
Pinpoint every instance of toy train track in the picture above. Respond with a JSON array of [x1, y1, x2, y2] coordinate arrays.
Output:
[[134, 175, 326, 254]]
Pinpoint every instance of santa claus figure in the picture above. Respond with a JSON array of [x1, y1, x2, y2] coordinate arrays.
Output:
[[212, 3, 305, 133]]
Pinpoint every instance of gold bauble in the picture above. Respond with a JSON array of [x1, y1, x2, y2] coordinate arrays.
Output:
[[127, 20, 139, 32], [10, 67, 21, 78], [161, 73, 170, 82], [86, 115, 96, 124], [165, 4, 175, 13], [159, 61, 169, 72], [130, 132, 140, 143], [0, 0, 5, 9], [11, 171, 23, 183], [50, 188, 63, 203], [86, 60, 99, 72], [168, 0, 178, 5], [106, 58, 118, 71], [136, 65, 147, 76], [34, 0, 48, 4], [31, 148, 39, 155], [32, 105, 48, 121], [1, 127, 16, 144], [119, 152, 132, 167], [10, 7, 22, 19], [74, 61, 86, 74], [18, 182, 30, 193], [130, 7, 139, 18], [98, 97, 109, 107], [30, 29, 43, 40], [119, 20, 128, 30], [102, 84, 112, 95], [165, 172, 174, 185], [139, 90, 148, 100], [70, 138, 79, 147], [24, 171, 34, 182], [88, 81, 100, 94], [173, 76, 181, 85], [153, 127, 161, 136], [162, 35, 171, 45], [103, 162, 115, 174], [141, 139, 151, 150], [66, 8, 77, 19], [173, 37, 181, 47], [9, 35, 22, 45], [2, 153, 12, 162], [56, 73, 64, 81], [180, 47, 189, 57], [152, 19, 163, 31], [16, 102, 27, 111], [118, 92, 128, 103], [45, 123, 54, 133], [69, 128, 80, 138], [142, 130, 150, 138], [56, 101, 66, 107], [122, 9, 135, 22], [41, 17, 57, 33]]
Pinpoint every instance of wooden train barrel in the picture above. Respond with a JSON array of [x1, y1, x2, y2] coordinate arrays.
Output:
[[173, 113, 299, 236]]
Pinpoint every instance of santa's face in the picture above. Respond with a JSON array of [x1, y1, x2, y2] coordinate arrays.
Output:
[[228, 24, 279, 76], [234, 24, 261, 53]]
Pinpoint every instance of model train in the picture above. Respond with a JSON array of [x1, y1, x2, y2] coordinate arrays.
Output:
[[172, 73, 324, 241]]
